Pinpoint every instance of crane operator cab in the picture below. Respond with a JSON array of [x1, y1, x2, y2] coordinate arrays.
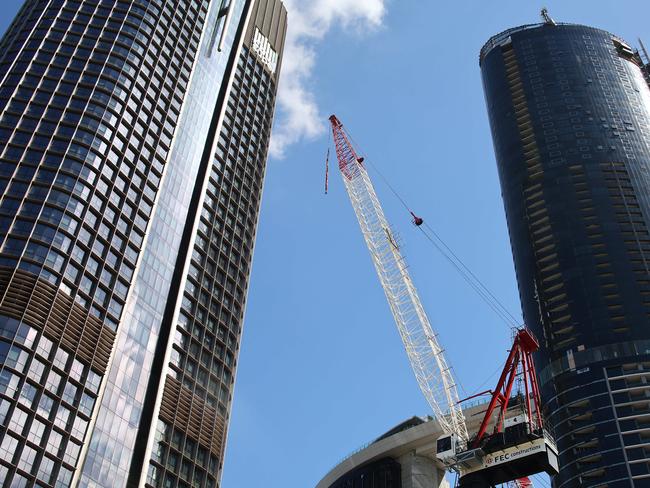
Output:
[[436, 433, 456, 462]]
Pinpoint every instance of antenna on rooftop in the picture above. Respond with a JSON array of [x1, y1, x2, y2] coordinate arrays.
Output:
[[540, 7, 556, 26], [639, 38, 650, 65]]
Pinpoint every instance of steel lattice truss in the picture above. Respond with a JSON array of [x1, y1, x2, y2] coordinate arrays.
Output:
[[330, 115, 469, 445]]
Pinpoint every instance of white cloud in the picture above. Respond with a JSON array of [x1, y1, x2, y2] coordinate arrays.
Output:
[[269, 0, 386, 159]]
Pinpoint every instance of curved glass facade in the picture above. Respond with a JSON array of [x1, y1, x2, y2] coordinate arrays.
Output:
[[0, 0, 286, 486], [482, 23, 650, 487]]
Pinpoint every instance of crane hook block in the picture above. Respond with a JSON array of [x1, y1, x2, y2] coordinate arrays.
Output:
[[410, 212, 424, 226]]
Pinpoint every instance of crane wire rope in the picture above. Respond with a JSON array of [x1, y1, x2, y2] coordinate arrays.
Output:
[[416, 227, 519, 329], [343, 130, 521, 331], [420, 221, 521, 326], [472, 357, 509, 394], [325, 126, 332, 194]]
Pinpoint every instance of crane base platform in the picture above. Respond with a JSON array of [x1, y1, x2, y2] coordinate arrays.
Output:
[[457, 434, 559, 487]]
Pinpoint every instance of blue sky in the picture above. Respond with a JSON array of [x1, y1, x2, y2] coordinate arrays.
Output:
[[1, 1, 649, 488], [228, 2, 650, 487]]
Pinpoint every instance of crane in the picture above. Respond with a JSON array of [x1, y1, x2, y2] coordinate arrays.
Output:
[[329, 114, 468, 444], [328, 115, 559, 487]]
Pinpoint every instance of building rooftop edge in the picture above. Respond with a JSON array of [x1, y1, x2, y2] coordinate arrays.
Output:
[[371, 415, 429, 444], [479, 22, 621, 65], [317, 400, 495, 487]]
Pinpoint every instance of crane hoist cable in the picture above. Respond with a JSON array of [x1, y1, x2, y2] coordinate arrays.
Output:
[[334, 127, 522, 330], [325, 127, 332, 194], [326, 119, 521, 396], [416, 226, 519, 329], [325, 148, 330, 195]]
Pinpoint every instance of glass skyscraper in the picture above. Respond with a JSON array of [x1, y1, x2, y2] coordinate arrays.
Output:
[[482, 20, 650, 488], [0, 0, 286, 487]]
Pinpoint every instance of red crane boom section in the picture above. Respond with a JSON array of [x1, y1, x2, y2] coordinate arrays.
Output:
[[330, 115, 365, 180], [472, 328, 544, 448]]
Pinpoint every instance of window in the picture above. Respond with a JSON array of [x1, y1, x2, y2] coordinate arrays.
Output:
[[8, 406, 29, 435], [55, 466, 73, 488], [0, 433, 18, 463], [87, 369, 101, 393], [37, 455, 56, 484], [79, 392, 95, 417], [63, 381, 77, 405], [9, 473, 28, 488], [17, 444, 38, 472], [37, 336, 53, 358], [45, 370, 61, 394], [147, 464, 160, 486], [54, 404, 70, 429], [0, 369, 20, 397], [53, 347, 69, 370], [37, 394, 55, 419], [6, 346, 29, 373], [63, 440, 81, 465], [71, 415, 88, 440], [70, 359, 84, 382], [46, 429, 63, 457], [28, 418, 46, 446]]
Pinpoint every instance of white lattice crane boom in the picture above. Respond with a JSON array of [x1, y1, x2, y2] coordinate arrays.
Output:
[[329, 115, 469, 445], [328, 115, 559, 486]]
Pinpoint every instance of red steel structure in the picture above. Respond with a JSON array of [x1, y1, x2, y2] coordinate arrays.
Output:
[[471, 328, 544, 449], [330, 114, 365, 180], [510, 478, 533, 488]]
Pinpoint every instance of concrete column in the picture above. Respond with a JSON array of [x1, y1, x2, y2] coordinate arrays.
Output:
[[398, 452, 450, 488]]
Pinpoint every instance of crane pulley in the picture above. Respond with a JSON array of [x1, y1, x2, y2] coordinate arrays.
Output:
[[410, 211, 424, 226]]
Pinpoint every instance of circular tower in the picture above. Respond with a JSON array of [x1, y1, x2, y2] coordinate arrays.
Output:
[[481, 21, 650, 487]]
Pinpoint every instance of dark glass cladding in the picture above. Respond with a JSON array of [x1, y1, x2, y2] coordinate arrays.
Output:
[[482, 24, 650, 487]]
